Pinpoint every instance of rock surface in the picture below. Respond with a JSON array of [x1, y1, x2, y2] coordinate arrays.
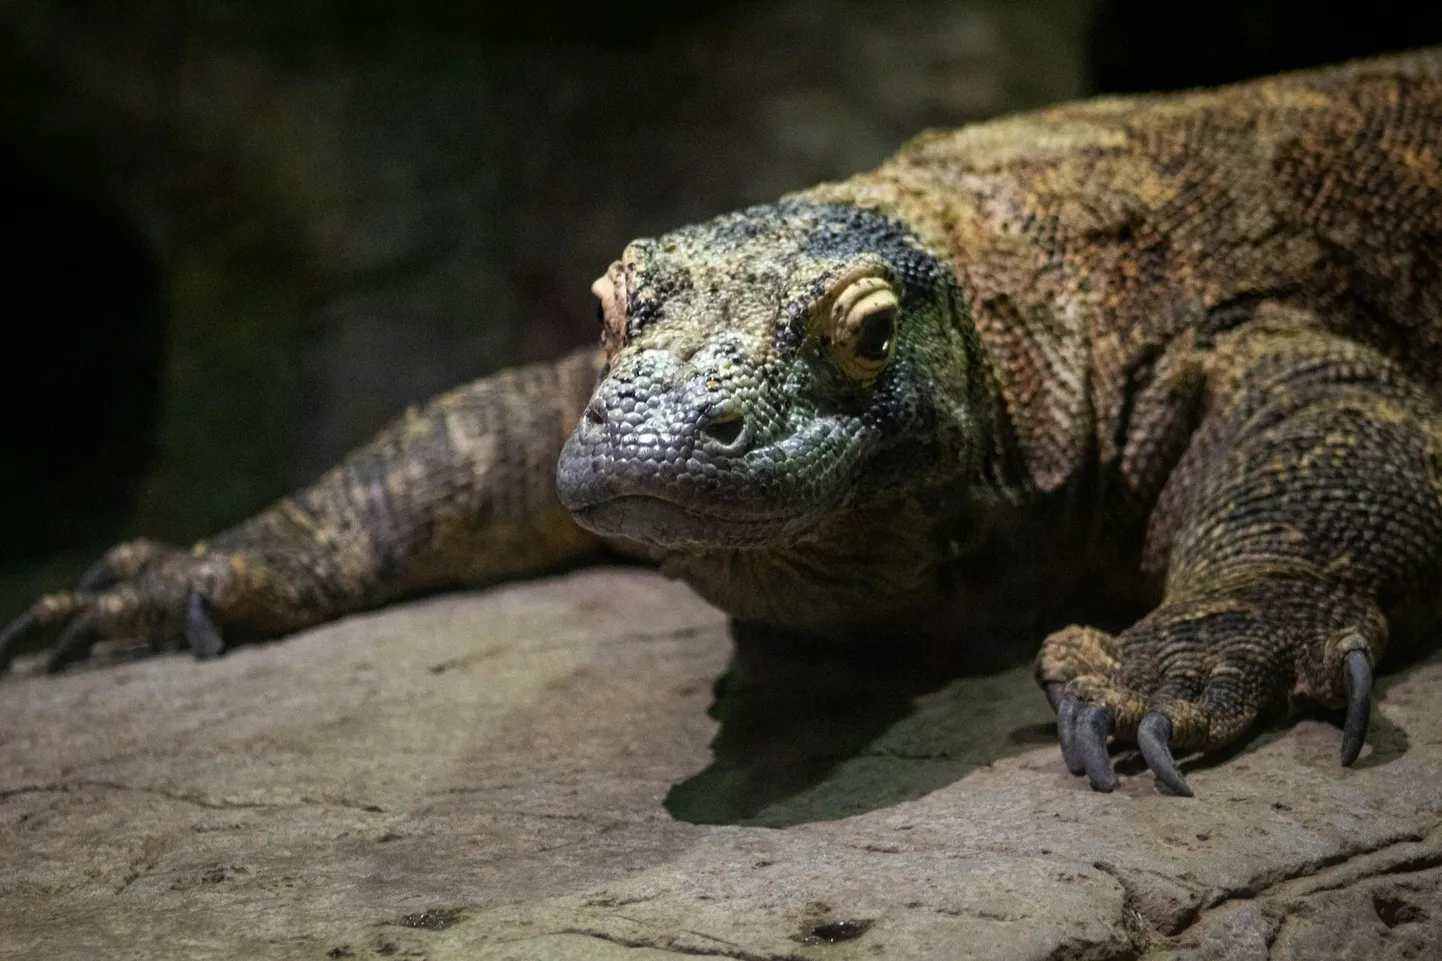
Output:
[[3, 568, 1441, 960]]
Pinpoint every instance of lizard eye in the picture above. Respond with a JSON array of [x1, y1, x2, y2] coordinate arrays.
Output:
[[828, 274, 899, 382]]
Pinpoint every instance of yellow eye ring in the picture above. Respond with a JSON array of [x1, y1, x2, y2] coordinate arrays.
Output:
[[828, 275, 899, 382]]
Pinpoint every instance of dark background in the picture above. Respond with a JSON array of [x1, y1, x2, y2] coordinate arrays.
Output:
[[2, 0, 1440, 603]]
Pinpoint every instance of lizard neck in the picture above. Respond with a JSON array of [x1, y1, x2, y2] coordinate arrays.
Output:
[[657, 488, 975, 636], [793, 171, 1095, 496], [656, 402, 1027, 637]]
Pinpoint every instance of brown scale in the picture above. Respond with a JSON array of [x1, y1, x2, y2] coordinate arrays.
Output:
[[7, 49, 1442, 797]]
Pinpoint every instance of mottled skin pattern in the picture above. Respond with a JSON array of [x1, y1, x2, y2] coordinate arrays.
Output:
[[3, 357, 602, 660], [6, 50, 1442, 796]]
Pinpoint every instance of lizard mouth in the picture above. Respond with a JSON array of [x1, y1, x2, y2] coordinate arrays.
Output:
[[569, 495, 799, 551]]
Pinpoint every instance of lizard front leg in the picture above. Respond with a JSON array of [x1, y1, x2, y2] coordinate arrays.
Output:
[[0, 347, 606, 673], [1038, 320, 1442, 795]]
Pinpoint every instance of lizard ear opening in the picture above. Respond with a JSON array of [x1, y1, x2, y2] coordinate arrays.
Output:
[[827, 273, 899, 383]]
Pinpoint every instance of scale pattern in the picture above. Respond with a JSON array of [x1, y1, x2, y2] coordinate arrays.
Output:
[[7, 50, 1442, 795]]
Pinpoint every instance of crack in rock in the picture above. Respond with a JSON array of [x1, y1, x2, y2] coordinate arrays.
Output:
[[1136, 824, 1442, 958], [1185, 824, 1440, 925], [560, 927, 808, 961]]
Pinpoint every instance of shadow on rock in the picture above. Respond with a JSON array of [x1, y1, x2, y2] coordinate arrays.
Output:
[[665, 620, 1055, 828]]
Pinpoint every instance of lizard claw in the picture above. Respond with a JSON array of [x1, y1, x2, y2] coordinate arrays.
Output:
[[1053, 689, 1119, 790], [1055, 692, 1087, 776], [78, 557, 123, 592], [1137, 712, 1193, 797], [1076, 703, 1118, 792], [1, 593, 84, 674], [186, 592, 226, 660], [1, 540, 236, 673], [0, 611, 41, 674], [46, 615, 101, 674], [1341, 648, 1373, 766]]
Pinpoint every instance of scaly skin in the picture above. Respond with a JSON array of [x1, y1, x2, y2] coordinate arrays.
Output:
[[7, 49, 1442, 796], [1, 352, 603, 669]]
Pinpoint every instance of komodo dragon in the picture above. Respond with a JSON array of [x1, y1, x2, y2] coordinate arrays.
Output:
[[6, 49, 1442, 798]]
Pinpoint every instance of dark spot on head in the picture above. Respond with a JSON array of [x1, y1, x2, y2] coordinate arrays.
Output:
[[628, 297, 663, 337], [769, 202, 949, 350]]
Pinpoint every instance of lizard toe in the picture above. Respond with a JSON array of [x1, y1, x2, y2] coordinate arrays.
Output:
[[1341, 647, 1373, 767], [1076, 703, 1118, 793], [186, 592, 227, 661], [37, 583, 190, 673], [0, 611, 43, 674], [0, 593, 82, 674], [1137, 712, 1192, 797], [1055, 692, 1087, 776], [46, 615, 102, 673]]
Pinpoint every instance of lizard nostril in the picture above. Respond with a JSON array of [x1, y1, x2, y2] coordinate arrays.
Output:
[[584, 401, 606, 426], [701, 415, 750, 454]]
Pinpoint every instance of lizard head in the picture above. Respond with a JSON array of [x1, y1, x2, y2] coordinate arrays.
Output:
[[556, 200, 987, 553]]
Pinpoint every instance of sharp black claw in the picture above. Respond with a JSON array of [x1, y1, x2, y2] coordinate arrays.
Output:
[[1341, 649, 1372, 767], [78, 558, 119, 592], [1077, 704, 1118, 792], [0, 612, 39, 673], [1057, 695, 1086, 776], [1137, 712, 1193, 797], [186, 592, 226, 660], [46, 618, 100, 674]]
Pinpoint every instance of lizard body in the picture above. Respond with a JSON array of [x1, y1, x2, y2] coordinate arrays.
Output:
[[7, 49, 1442, 796]]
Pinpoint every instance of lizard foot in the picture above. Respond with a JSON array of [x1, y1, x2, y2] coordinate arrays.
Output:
[[1037, 583, 1385, 796], [0, 539, 236, 674]]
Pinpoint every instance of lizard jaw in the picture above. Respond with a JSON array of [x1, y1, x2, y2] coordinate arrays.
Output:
[[555, 406, 875, 552], [568, 494, 801, 551]]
